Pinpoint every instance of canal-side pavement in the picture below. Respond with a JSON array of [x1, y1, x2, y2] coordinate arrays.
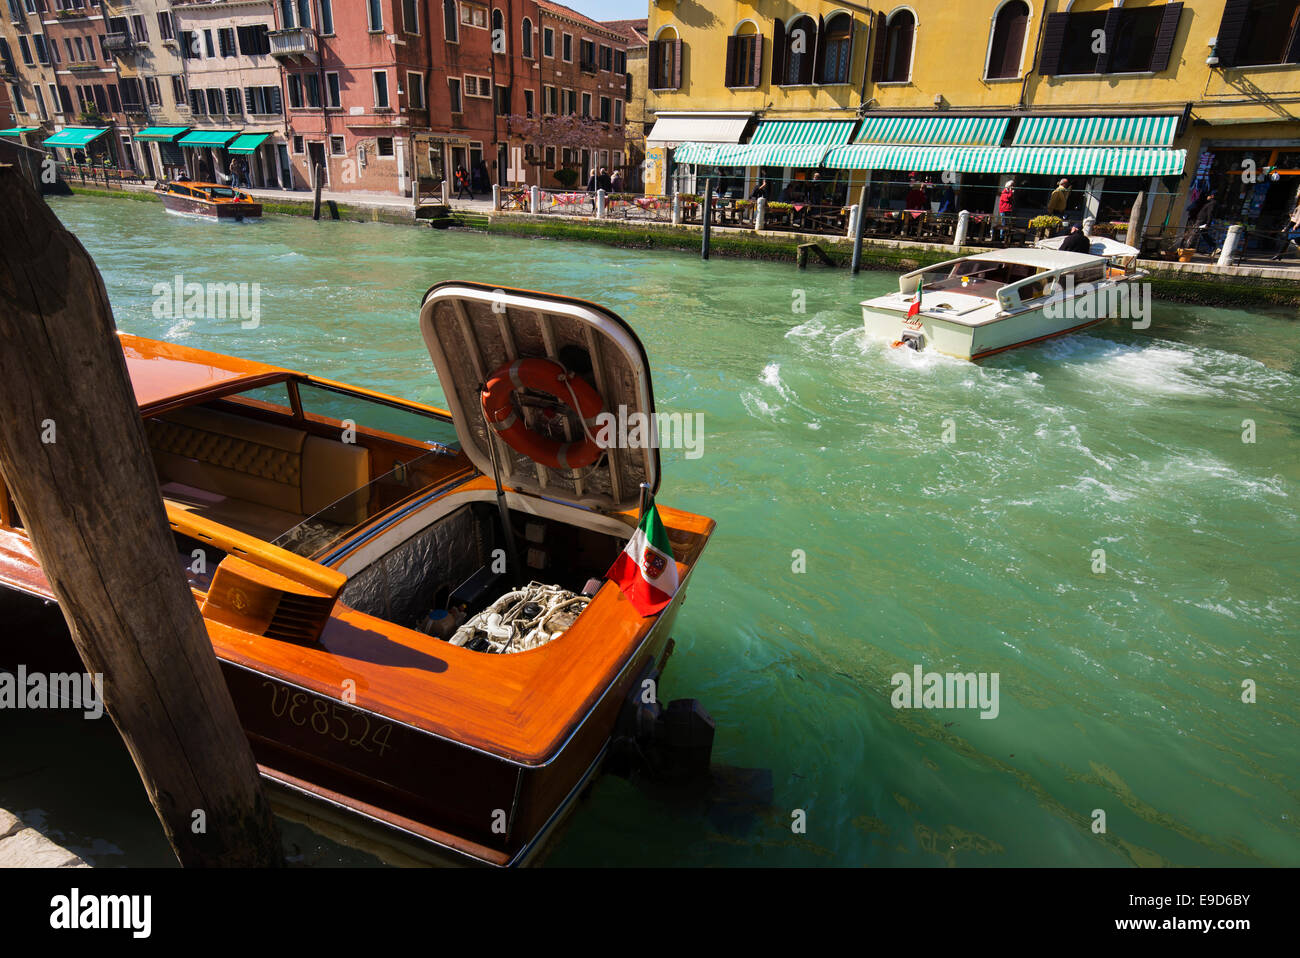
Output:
[[0, 808, 89, 867]]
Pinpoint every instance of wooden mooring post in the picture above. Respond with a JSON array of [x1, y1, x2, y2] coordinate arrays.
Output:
[[0, 164, 283, 867], [850, 185, 868, 275], [701, 178, 713, 260], [312, 163, 323, 220]]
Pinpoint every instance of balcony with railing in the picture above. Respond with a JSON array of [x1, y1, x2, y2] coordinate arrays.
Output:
[[268, 27, 317, 62], [103, 31, 139, 55]]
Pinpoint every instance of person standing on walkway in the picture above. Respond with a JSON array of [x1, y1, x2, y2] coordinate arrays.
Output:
[[1047, 178, 1071, 217], [995, 178, 1016, 241], [1270, 190, 1300, 261], [454, 165, 473, 200], [610, 169, 623, 193], [1182, 192, 1216, 251]]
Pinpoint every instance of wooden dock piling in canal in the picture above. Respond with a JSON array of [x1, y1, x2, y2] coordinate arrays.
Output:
[[0, 164, 283, 867]]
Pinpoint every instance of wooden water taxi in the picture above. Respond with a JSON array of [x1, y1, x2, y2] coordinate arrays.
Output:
[[861, 238, 1147, 361], [155, 180, 262, 220], [0, 283, 716, 866]]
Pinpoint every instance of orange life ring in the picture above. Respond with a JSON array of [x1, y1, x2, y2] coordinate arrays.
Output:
[[481, 358, 605, 470]]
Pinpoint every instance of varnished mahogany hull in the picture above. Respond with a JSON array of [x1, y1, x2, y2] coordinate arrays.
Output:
[[221, 595, 680, 865], [1, 574, 683, 866]]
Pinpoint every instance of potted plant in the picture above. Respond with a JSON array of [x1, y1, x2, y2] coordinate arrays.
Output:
[[553, 167, 579, 189], [1029, 214, 1063, 240]]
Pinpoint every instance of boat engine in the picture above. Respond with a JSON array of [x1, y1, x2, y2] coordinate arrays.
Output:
[[900, 330, 925, 351], [446, 581, 591, 654], [609, 654, 715, 784]]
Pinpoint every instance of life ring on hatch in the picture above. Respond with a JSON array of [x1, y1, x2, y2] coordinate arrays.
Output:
[[480, 358, 606, 470]]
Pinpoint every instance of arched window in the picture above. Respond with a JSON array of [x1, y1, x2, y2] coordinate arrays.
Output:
[[726, 21, 763, 87], [492, 9, 505, 53], [986, 2, 1028, 79], [781, 14, 817, 84], [820, 12, 854, 84], [650, 26, 682, 90], [522, 16, 533, 58], [877, 9, 915, 83], [443, 0, 458, 43]]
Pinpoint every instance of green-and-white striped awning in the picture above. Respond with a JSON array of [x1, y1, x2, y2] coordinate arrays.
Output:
[[672, 142, 760, 166], [855, 115, 1011, 146], [822, 144, 1187, 177], [952, 146, 1186, 176], [823, 144, 958, 172], [1012, 115, 1179, 148], [749, 120, 857, 147], [746, 119, 856, 167]]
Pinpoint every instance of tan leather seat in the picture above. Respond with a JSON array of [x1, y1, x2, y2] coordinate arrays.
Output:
[[148, 405, 370, 542]]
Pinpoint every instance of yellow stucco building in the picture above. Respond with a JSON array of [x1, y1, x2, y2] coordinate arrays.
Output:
[[643, 0, 1300, 246]]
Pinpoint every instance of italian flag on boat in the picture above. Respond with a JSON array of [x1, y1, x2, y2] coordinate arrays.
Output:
[[907, 283, 922, 319], [606, 495, 678, 616]]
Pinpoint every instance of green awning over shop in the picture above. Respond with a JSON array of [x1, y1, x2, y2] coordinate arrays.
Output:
[[744, 119, 857, 167], [951, 146, 1187, 177], [1012, 115, 1179, 148], [673, 142, 759, 166], [822, 144, 1187, 177], [823, 144, 955, 171], [750, 120, 857, 147], [227, 133, 270, 154], [177, 129, 242, 148], [0, 127, 39, 137], [42, 127, 111, 148], [134, 126, 191, 142], [856, 115, 1010, 147]]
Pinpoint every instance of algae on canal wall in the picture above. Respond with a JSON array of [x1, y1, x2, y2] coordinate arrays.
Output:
[[68, 186, 1300, 308]]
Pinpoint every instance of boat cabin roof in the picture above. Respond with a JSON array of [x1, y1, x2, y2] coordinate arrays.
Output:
[[961, 247, 1103, 269], [120, 332, 291, 414]]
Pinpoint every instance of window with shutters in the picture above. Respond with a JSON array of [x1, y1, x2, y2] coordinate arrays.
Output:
[[1108, 6, 1166, 72], [287, 74, 303, 109], [522, 17, 533, 57], [1042, 5, 1183, 76], [218, 28, 236, 58], [1219, 0, 1300, 66], [225, 88, 242, 115], [985, 0, 1028, 79], [726, 22, 762, 88], [206, 89, 223, 114], [820, 13, 853, 84], [325, 72, 341, 108], [880, 9, 915, 83], [448, 77, 462, 113], [649, 27, 682, 90], [780, 14, 817, 84]]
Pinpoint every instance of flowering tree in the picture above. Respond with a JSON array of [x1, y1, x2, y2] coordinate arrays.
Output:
[[504, 113, 629, 185]]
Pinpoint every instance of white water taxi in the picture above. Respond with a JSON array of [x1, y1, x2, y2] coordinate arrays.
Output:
[[861, 237, 1147, 361]]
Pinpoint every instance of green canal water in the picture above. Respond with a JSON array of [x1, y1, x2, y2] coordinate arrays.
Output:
[[12, 195, 1297, 867]]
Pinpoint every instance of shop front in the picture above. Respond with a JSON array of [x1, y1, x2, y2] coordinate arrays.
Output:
[[1188, 141, 1300, 255]]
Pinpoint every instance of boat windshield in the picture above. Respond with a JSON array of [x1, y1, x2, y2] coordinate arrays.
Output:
[[272, 445, 465, 557], [208, 187, 239, 199], [912, 259, 1042, 295]]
